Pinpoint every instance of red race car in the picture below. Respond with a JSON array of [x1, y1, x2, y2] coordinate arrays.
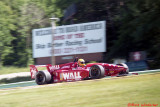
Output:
[[30, 58, 129, 85]]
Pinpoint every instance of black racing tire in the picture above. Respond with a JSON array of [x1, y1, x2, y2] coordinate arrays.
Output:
[[35, 71, 52, 85], [89, 65, 105, 79]]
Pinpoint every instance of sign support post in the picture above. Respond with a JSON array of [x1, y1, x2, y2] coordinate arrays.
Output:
[[49, 16, 59, 65]]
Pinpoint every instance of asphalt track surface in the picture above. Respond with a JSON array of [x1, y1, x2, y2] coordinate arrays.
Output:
[[0, 69, 159, 90]]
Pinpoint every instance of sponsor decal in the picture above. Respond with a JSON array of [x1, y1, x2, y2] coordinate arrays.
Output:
[[60, 73, 63, 80], [54, 79, 58, 82], [61, 65, 70, 69], [72, 68, 76, 70], [60, 72, 81, 80], [31, 68, 37, 78], [87, 67, 90, 70], [108, 64, 116, 67], [49, 65, 60, 70], [109, 71, 114, 74]]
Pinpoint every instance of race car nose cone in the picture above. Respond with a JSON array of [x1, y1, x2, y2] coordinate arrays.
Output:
[[117, 66, 126, 71]]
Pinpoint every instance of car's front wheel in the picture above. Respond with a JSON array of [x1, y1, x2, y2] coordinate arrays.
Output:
[[89, 65, 105, 79], [116, 63, 129, 74]]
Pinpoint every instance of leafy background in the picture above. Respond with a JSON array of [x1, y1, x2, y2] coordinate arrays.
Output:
[[0, 0, 159, 68]]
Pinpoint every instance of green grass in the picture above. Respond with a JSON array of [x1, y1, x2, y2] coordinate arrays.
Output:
[[0, 66, 29, 75], [0, 73, 160, 107], [0, 66, 46, 75]]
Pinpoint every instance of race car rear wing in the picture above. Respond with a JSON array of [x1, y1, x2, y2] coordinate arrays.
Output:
[[30, 64, 59, 79]]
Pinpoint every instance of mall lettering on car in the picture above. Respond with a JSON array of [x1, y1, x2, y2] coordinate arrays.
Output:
[[60, 72, 81, 80]]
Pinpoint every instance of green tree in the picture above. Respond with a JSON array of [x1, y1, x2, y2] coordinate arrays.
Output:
[[0, 0, 63, 67], [0, 1, 16, 67], [110, 0, 160, 68], [15, 1, 50, 66], [0, 0, 62, 67]]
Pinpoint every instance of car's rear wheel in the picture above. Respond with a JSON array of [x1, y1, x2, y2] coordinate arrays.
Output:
[[35, 71, 52, 85], [89, 65, 105, 79]]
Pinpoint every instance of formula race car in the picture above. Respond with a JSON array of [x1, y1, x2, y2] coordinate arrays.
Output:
[[30, 58, 129, 85]]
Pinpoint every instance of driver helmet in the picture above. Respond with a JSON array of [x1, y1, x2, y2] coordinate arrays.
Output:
[[78, 59, 85, 67]]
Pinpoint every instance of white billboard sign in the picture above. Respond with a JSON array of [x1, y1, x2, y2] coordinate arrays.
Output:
[[32, 21, 106, 58]]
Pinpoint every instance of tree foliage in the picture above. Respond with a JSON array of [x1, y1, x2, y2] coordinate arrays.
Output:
[[110, 0, 160, 68], [0, 0, 159, 68], [55, 0, 160, 68], [0, 0, 60, 67], [0, 1, 16, 66]]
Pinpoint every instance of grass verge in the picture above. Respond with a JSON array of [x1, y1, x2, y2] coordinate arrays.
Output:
[[0, 66, 29, 75], [0, 73, 160, 107], [0, 66, 47, 75]]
